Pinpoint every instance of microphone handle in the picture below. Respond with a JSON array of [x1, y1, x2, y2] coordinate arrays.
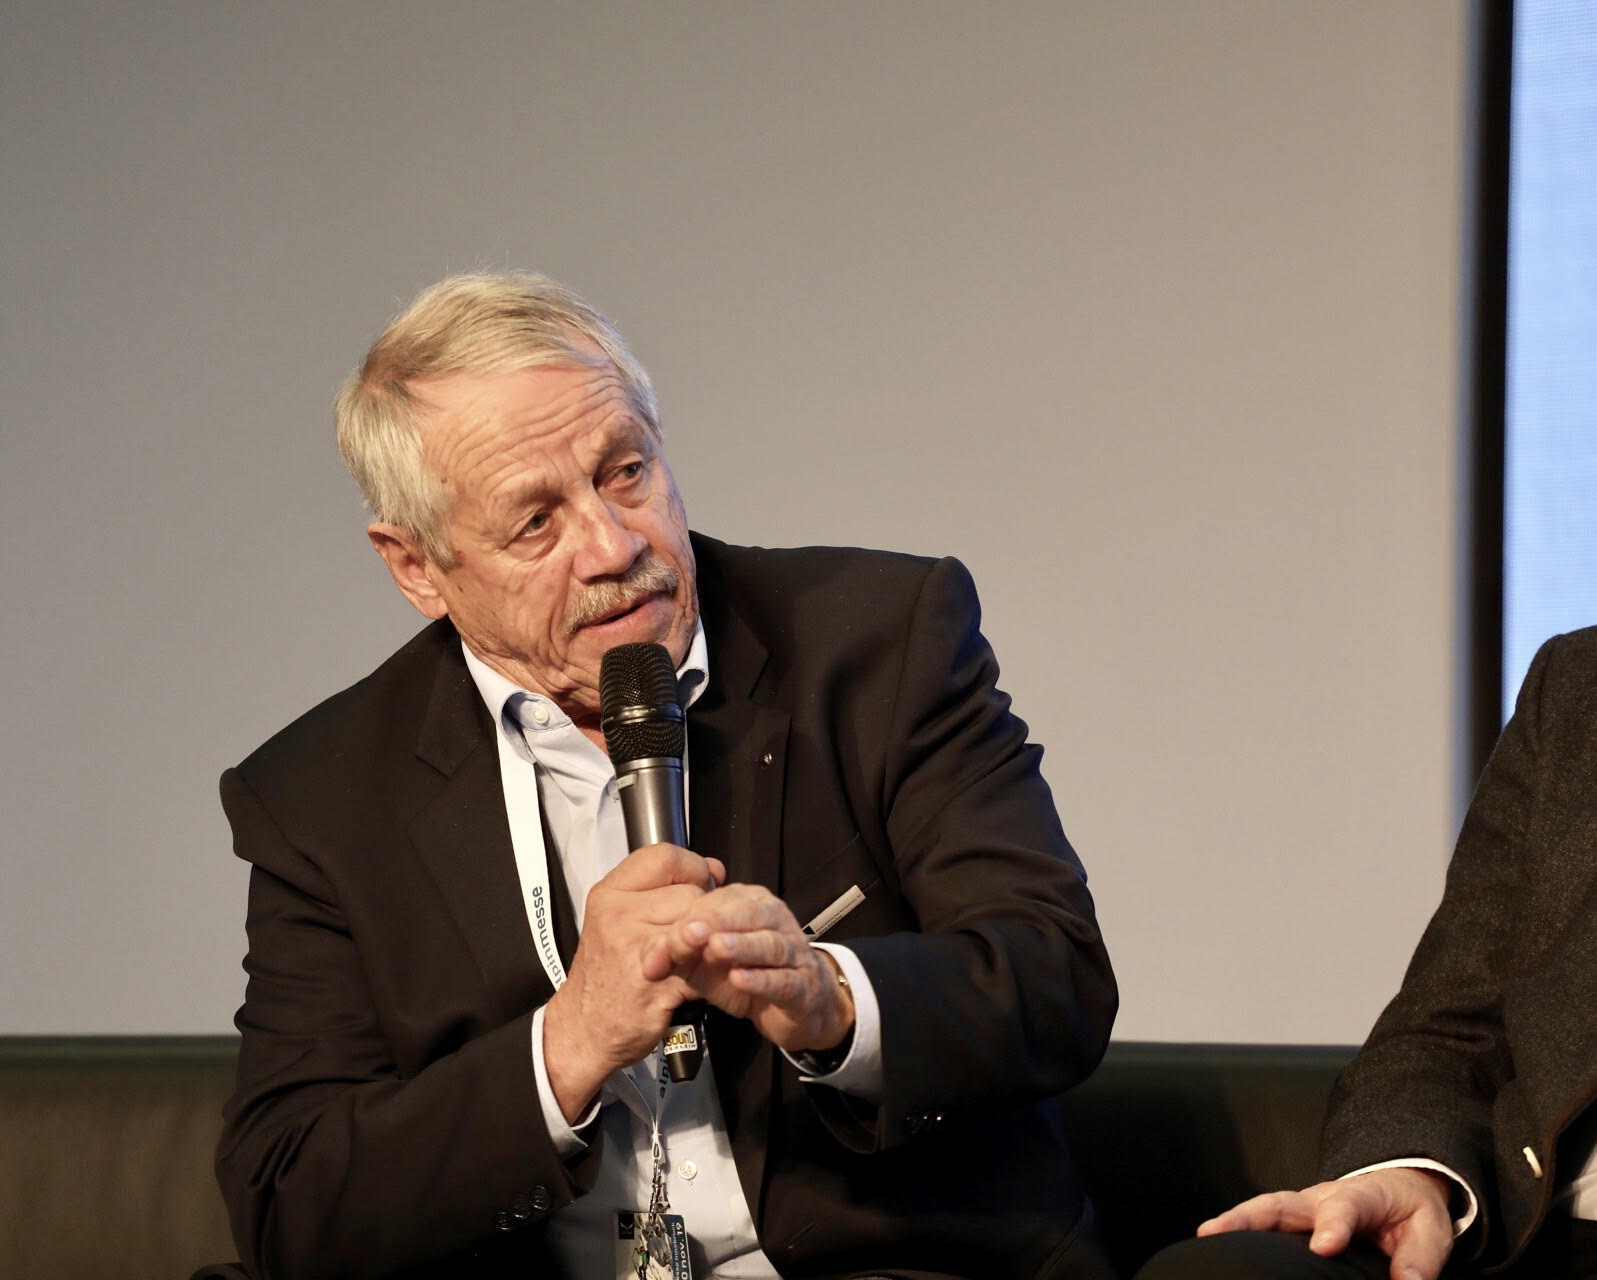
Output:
[[615, 756, 704, 1081], [616, 758, 687, 848]]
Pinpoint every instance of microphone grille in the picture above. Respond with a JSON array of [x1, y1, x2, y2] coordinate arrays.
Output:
[[600, 641, 681, 711], [600, 642, 686, 763]]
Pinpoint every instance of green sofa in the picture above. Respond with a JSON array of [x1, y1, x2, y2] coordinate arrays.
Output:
[[0, 1036, 1352, 1279]]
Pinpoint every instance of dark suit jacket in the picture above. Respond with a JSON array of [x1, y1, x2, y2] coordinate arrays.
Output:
[[1319, 627, 1597, 1270], [216, 536, 1117, 1280]]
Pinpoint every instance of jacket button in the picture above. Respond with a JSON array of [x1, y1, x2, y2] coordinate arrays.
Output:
[[531, 1186, 552, 1213], [511, 1195, 532, 1220], [494, 1210, 514, 1231]]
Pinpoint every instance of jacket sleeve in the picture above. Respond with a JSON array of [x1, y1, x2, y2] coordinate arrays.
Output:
[[216, 768, 596, 1280], [835, 556, 1118, 1149], [1317, 632, 1564, 1256]]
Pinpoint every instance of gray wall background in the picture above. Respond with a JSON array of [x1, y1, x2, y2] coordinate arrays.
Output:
[[2, 1, 1474, 1043]]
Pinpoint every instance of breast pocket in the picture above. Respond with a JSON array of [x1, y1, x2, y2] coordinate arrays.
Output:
[[785, 831, 888, 940]]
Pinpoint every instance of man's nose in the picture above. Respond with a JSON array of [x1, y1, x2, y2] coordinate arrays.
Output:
[[571, 493, 646, 580]]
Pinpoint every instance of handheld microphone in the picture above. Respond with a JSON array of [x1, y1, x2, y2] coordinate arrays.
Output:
[[599, 641, 706, 1083]]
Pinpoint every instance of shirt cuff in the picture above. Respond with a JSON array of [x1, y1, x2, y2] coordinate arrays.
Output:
[[531, 1002, 600, 1158], [781, 943, 883, 1103], [1339, 1158, 1478, 1236]]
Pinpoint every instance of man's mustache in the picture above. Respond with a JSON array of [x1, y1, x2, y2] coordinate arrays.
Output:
[[566, 555, 680, 634]]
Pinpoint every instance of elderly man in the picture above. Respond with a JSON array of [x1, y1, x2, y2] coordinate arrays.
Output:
[[214, 271, 1117, 1280], [1137, 629, 1597, 1280]]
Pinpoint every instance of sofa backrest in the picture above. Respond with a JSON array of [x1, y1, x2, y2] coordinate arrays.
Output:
[[0, 1037, 237, 1280], [1056, 1041, 1353, 1275]]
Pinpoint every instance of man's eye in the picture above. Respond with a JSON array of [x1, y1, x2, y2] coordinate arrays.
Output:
[[518, 512, 550, 538], [614, 461, 645, 483]]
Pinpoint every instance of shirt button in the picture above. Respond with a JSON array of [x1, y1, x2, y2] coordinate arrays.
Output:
[[678, 1160, 698, 1181], [531, 704, 550, 726]]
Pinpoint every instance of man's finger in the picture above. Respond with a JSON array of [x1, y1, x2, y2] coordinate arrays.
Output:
[[728, 965, 806, 1004], [635, 883, 716, 927], [604, 844, 722, 892], [586, 883, 707, 940], [640, 936, 700, 987], [704, 928, 797, 968], [1197, 1191, 1321, 1236], [657, 913, 795, 973], [649, 889, 770, 969], [1307, 1191, 1361, 1257], [681, 886, 791, 943]]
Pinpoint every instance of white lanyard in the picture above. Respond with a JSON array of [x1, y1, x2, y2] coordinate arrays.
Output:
[[494, 712, 567, 992]]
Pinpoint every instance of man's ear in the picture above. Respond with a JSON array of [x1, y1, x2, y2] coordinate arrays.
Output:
[[367, 522, 449, 620]]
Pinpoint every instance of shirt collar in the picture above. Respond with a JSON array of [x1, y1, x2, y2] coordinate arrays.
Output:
[[462, 619, 711, 744]]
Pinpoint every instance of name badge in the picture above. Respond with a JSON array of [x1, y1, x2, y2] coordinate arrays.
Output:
[[615, 1210, 691, 1279]]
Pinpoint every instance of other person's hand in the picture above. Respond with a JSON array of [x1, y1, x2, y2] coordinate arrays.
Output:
[[542, 844, 724, 1120], [648, 883, 855, 1055], [1197, 1167, 1454, 1280]]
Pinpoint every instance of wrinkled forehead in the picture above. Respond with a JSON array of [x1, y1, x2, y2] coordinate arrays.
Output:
[[411, 359, 656, 495]]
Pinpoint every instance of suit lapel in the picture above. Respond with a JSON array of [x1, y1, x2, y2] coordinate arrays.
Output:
[[688, 535, 790, 893], [688, 672, 790, 894], [688, 540, 791, 1223], [408, 630, 553, 1023]]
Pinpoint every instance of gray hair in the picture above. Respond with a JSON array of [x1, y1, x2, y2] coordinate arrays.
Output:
[[335, 270, 660, 567]]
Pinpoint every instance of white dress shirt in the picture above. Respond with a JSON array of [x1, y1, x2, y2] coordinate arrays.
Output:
[[461, 624, 883, 1278]]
